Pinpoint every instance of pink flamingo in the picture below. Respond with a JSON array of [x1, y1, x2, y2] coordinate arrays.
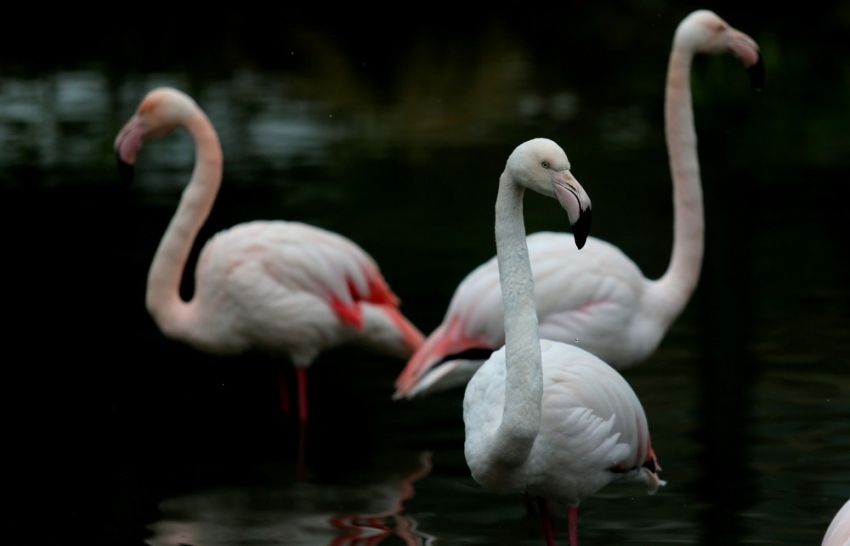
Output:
[[462, 138, 664, 546], [823, 499, 850, 546], [394, 10, 763, 399], [115, 87, 424, 435]]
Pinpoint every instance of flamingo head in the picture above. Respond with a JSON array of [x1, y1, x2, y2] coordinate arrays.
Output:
[[505, 138, 592, 249], [114, 87, 198, 184], [675, 10, 764, 89]]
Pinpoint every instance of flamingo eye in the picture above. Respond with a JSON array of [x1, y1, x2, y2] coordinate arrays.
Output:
[[542, 161, 550, 169]]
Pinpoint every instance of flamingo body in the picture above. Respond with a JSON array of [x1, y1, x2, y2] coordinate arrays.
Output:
[[465, 340, 662, 503], [394, 9, 762, 400], [823, 499, 850, 546], [395, 232, 665, 397], [174, 219, 421, 366]]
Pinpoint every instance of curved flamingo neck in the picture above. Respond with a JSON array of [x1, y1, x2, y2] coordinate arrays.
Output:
[[654, 43, 704, 323], [145, 107, 223, 335], [489, 172, 543, 467]]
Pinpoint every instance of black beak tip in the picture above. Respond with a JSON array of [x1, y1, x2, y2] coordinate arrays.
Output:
[[571, 207, 592, 250], [117, 152, 135, 185], [747, 57, 765, 91]]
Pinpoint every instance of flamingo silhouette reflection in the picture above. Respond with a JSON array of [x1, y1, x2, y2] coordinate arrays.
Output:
[[145, 451, 433, 546]]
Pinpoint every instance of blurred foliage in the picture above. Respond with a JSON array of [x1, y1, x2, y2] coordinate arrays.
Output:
[[1, 1, 847, 169]]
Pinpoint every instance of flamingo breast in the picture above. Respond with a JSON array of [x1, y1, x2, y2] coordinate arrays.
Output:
[[464, 340, 656, 505]]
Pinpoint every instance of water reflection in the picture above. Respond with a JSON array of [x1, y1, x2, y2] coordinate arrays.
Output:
[[146, 451, 433, 546]]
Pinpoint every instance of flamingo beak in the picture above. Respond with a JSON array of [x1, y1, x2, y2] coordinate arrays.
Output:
[[552, 171, 592, 249], [114, 114, 146, 185], [729, 30, 764, 90], [571, 206, 592, 250]]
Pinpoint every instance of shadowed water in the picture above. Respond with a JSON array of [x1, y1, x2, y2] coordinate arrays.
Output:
[[4, 4, 849, 545]]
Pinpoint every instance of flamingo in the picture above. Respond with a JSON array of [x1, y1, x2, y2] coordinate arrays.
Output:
[[115, 87, 424, 432], [823, 499, 850, 546], [463, 138, 664, 546], [394, 10, 763, 399]]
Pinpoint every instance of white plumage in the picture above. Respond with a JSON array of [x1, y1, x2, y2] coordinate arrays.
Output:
[[465, 340, 662, 503], [823, 499, 850, 546]]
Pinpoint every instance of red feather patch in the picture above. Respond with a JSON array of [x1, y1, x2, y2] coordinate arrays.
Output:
[[328, 270, 400, 330]]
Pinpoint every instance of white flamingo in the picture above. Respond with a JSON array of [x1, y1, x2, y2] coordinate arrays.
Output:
[[823, 499, 850, 546], [394, 10, 763, 399], [463, 138, 664, 546], [115, 87, 424, 431]]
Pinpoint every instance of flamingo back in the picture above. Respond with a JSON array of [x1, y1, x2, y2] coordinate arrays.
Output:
[[186, 220, 419, 364], [395, 231, 666, 398]]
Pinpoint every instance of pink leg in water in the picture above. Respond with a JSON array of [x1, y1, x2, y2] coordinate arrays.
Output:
[[567, 506, 578, 546], [296, 367, 309, 428], [278, 371, 291, 417], [277, 368, 309, 480], [295, 367, 309, 480], [537, 497, 555, 546]]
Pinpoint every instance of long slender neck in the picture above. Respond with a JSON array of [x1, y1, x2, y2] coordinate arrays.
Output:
[[654, 43, 704, 323], [145, 109, 223, 331], [489, 173, 543, 466]]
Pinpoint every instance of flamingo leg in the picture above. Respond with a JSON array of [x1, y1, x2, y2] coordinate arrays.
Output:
[[567, 506, 578, 546], [296, 366, 309, 428], [537, 497, 556, 546], [295, 367, 309, 480], [278, 371, 291, 417]]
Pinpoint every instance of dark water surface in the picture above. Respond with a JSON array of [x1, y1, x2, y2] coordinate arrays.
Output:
[[4, 3, 849, 545]]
